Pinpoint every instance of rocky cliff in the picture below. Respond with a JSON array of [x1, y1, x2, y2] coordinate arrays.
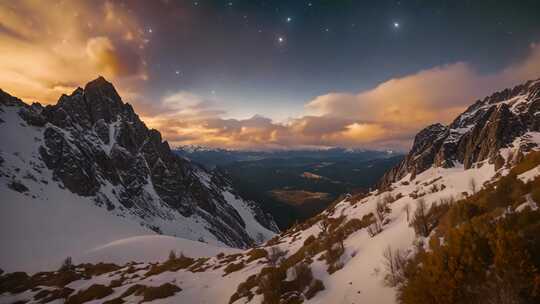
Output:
[[0, 77, 278, 249], [380, 78, 540, 188]]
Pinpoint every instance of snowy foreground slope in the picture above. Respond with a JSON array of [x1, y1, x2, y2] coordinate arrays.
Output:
[[2, 144, 538, 304], [1, 78, 539, 304], [0, 78, 277, 273]]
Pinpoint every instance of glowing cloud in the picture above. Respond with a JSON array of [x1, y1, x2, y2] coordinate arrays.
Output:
[[0, 0, 146, 103], [145, 43, 540, 150]]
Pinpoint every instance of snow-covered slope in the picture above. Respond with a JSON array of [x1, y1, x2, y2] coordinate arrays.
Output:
[[77, 235, 241, 266], [2, 156, 536, 304], [0, 78, 277, 273]]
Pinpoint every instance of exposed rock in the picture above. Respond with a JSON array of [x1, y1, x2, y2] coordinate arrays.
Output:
[[1, 77, 279, 248], [19, 103, 47, 127], [380, 78, 540, 188], [39, 127, 100, 196], [8, 180, 28, 193]]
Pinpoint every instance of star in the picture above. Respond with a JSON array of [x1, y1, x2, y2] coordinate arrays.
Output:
[[286, 17, 292, 23], [175, 70, 181, 76], [277, 36, 285, 43], [393, 22, 400, 28], [148, 27, 153, 33]]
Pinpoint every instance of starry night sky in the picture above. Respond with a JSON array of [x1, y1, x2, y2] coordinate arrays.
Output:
[[1, 0, 540, 149], [134, 0, 540, 119]]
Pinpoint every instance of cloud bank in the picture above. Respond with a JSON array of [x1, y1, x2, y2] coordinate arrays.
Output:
[[146, 43, 540, 150], [0, 0, 147, 103]]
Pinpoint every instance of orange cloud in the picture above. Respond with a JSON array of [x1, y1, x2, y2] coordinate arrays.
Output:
[[2, 1, 539, 151], [0, 0, 146, 103], [146, 44, 540, 150]]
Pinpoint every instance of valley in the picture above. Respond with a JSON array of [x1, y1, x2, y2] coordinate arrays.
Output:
[[177, 148, 403, 229]]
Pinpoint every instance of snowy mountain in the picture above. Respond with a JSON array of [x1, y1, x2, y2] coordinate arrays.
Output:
[[380, 78, 540, 187], [1, 78, 540, 304], [0, 77, 278, 272]]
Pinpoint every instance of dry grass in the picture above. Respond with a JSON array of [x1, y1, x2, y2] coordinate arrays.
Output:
[[512, 151, 540, 175], [269, 189, 330, 206], [223, 261, 246, 276], [79, 263, 121, 277], [105, 282, 181, 303], [188, 257, 211, 272], [228, 274, 258, 304], [140, 283, 182, 302], [305, 279, 325, 299], [230, 213, 372, 303], [65, 284, 113, 304], [145, 255, 195, 277], [246, 248, 268, 263], [33, 287, 74, 303]]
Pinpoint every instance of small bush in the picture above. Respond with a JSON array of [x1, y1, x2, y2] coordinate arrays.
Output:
[[59, 257, 74, 272], [411, 199, 429, 237], [323, 231, 345, 274], [229, 274, 258, 304], [141, 283, 182, 302], [246, 248, 268, 263], [382, 193, 397, 205], [266, 247, 287, 267], [289, 262, 313, 292], [409, 199, 449, 237], [303, 235, 316, 247], [259, 267, 285, 304], [383, 246, 407, 287], [368, 198, 392, 237], [168, 250, 177, 261], [305, 279, 325, 299]]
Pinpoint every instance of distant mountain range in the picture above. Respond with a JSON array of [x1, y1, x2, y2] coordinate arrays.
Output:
[[175, 146, 403, 229], [175, 146, 399, 169]]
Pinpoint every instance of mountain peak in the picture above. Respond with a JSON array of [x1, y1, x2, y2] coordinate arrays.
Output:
[[84, 76, 123, 107], [2, 78, 279, 253], [380, 77, 540, 188], [85, 76, 114, 91]]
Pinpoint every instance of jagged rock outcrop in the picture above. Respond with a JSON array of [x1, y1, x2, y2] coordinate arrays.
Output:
[[0, 77, 278, 248], [380, 78, 540, 188]]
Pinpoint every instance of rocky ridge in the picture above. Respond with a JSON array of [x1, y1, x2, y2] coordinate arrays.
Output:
[[0, 77, 278, 248], [380, 78, 540, 187]]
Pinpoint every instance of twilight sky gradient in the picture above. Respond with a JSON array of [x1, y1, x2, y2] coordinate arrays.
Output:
[[1, 0, 540, 150]]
